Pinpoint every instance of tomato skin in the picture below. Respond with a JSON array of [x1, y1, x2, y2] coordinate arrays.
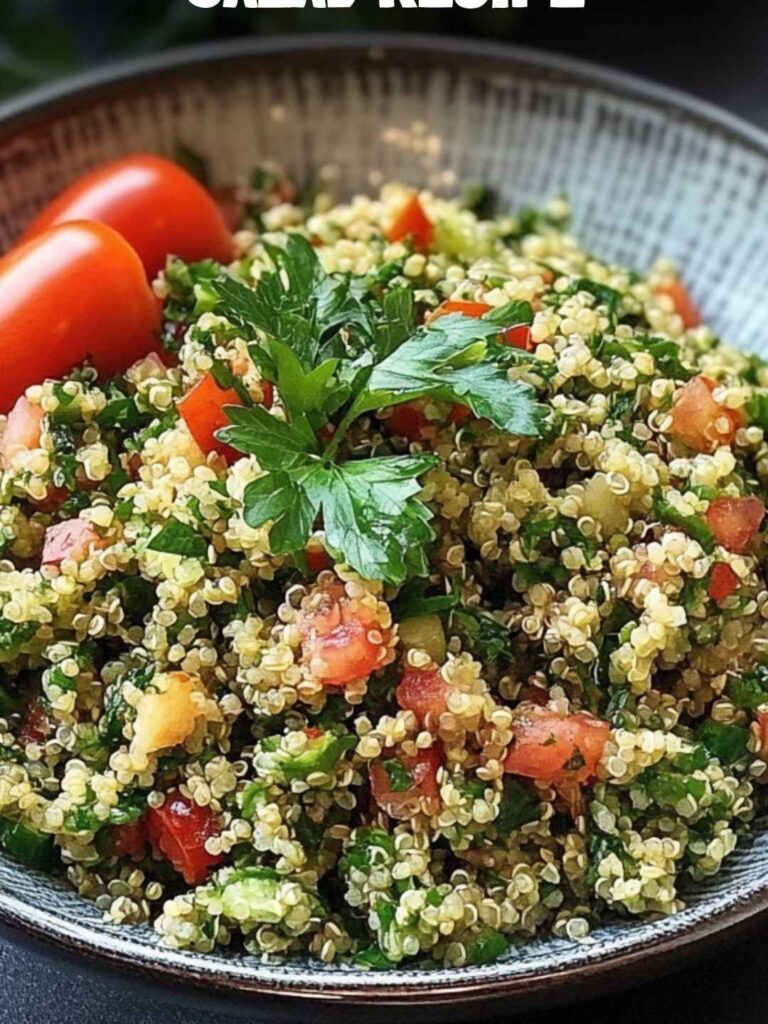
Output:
[[655, 281, 701, 329], [0, 221, 161, 411], [385, 194, 433, 252], [370, 744, 443, 819], [300, 582, 391, 687], [305, 545, 331, 575], [396, 666, 449, 724], [669, 376, 742, 453], [503, 704, 609, 784], [178, 373, 242, 463], [146, 790, 223, 885], [111, 818, 148, 860], [708, 562, 740, 602], [21, 155, 234, 278], [502, 324, 533, 351], [706, 496, 765, 553]]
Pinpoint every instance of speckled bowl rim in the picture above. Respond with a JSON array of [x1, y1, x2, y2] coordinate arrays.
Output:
[[1, 33, 768, 1009]]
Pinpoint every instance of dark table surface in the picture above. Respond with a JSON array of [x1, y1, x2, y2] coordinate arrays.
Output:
[[3, 5, 768, 1022]]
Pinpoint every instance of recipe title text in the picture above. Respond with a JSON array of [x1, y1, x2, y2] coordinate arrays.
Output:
[[188, 0, 584, 7]]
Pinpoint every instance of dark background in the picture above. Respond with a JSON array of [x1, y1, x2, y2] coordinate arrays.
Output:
[[2, 0, 768, 1021]]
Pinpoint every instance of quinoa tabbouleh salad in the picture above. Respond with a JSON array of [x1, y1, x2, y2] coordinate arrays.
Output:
[[0, 152, 766, 970]]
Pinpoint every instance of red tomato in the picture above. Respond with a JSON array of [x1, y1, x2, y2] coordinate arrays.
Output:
[[429, 299, 532, 350], [178, 373, 242, 463], [300, 582, 391, 687], [18, 699, 51, 746], [146, 790, 223, 885], [385, 194, 433, 252], [42, 519, 104, 567], [502, 324, 533, 351], [370, 744, 443, 819], [111, 818, 148, 860], [655, 281, 701, 329], [706, 496, 765, 553], [387, 401, 433, 442], [708, 562, 740, 602], [503, 704, 609, 784], [448, 404, 472, 428], [669, 376, 742, 453], [396, 666, 449, 724], [0, 397, 44, 468], [305, 545, 331, 575], [0, 221, 161, 411], [20, 155, 234, 279], [260, 380, 275, 410]]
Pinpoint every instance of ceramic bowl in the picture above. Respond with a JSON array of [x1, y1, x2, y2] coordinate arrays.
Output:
[[1, 34, 768, 1020]]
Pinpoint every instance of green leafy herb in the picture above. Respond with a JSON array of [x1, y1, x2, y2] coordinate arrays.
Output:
[[147, 518, 208, 559], [450, 606, 511, 665], [726, 666, 768, 710], [654, 494, 715, 553], [695, 720, 748, 766], [495, 778, 540, 836]]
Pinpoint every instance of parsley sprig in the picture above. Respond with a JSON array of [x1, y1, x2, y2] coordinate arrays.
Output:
[[209, 234, 542, 584]]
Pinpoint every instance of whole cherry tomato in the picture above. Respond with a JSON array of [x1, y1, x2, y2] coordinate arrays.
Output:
[[0, 221, 161, 411], [20, 155, 234, 278]]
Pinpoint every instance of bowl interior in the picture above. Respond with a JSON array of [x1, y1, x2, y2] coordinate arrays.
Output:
[[0, 35, 767, 1006]]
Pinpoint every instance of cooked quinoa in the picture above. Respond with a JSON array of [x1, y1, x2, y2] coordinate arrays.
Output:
[[1, 174, 768, 970]]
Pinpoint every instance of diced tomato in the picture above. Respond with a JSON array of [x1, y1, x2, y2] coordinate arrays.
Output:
[[706, 496, 765, 553], [387, 401, 433, 442], [655, 281, 701, 330], [503, 704, 609, 784], [146, 790, 223, 885], [259, 380, 274, 410], [385, 194, 433, 252], [18, 699, 51, 745], [305, 545, 331, 575], [0, 397, 44, 468], [448, 404, 472, 428], [111, 817, 148, 860], [370, 743, 443, 819], [669, 376, 743, 453], [708, 562, 740, 602], [300, 582, 392, 687], [178, 373, 242, 462], [396, 666, 449, 724], [304, 726, 325, 741], [42, 519, 104, 567], [501, 324, 533, 351], [429, 300, 492, 322]]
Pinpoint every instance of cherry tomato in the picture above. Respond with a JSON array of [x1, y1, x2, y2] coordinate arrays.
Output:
[[146, 790, 223, 885], [0, 221, 161, 412], [655, 281, 701, 329], [503, 704, 609, 784], [300, 582, 391, 687], [0, 397, 43, 467], [385, 194, 434, 252], [42, 519, 106, 567], [669, 376, 742, 453], [706, 496, 765, 553], [708, 562, 740, 602], [20, 155, 234, 278], [111, 818, 148, 860], [370, 744, 443, 819], [396, 666, 449, 724], [178, 373, 242, 463]]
